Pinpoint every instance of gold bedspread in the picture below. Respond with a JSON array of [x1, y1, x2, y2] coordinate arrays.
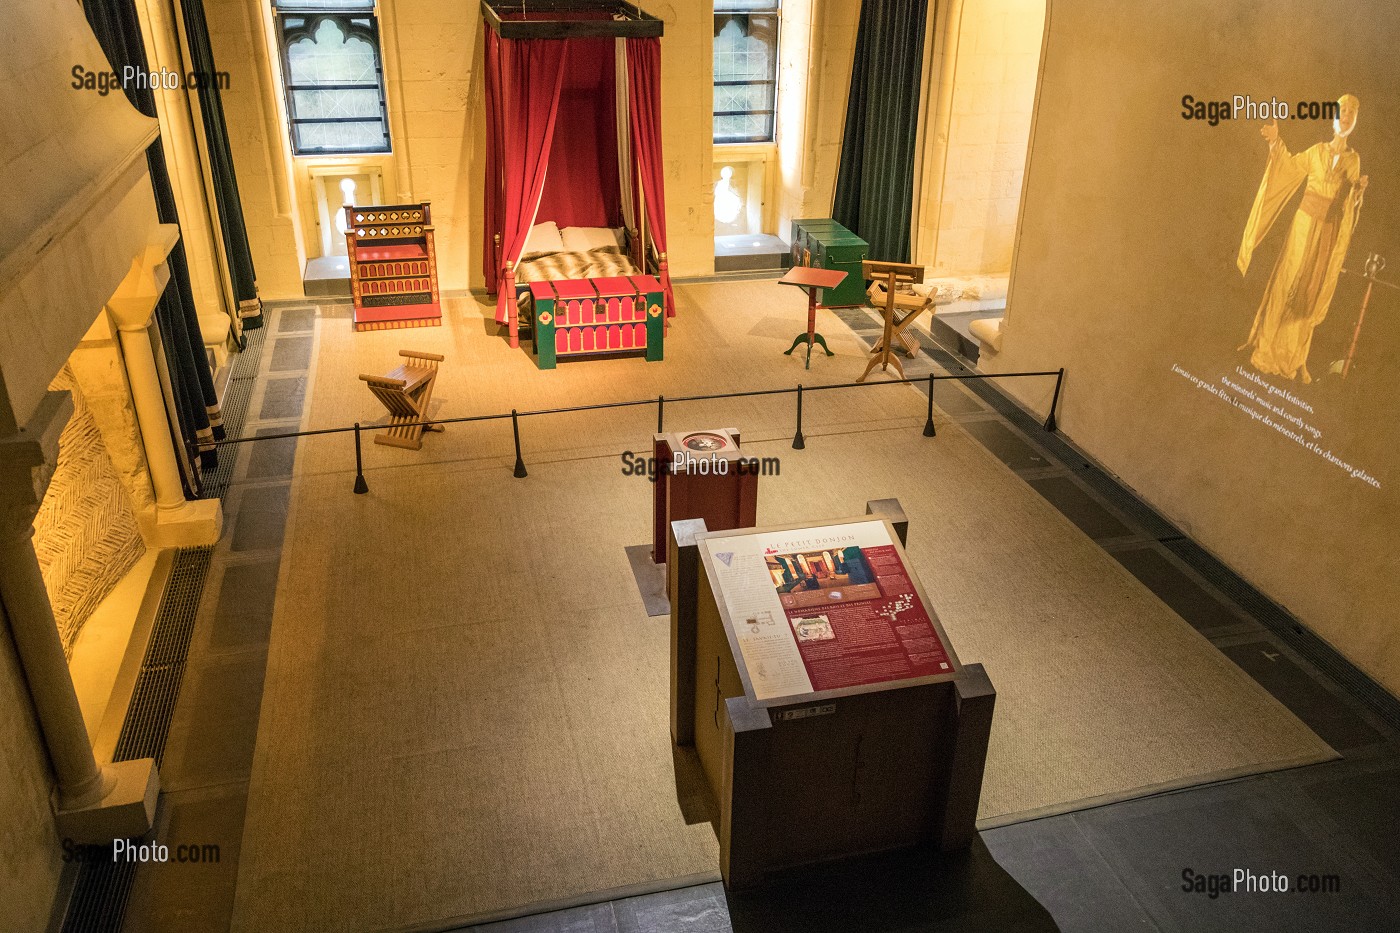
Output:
[[515, 246, 639, 284]]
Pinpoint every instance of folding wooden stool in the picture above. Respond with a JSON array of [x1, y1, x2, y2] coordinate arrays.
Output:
[[359, 350, 445, 449]]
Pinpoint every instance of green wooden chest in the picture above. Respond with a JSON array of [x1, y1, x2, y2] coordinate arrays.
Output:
[[789, 218, 869, 307]]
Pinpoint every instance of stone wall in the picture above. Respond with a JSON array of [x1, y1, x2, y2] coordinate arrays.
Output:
[[0, 602, 62, 933], [68, 318, 156, 529], [985, 0, 1400, 695], [206, 0, 723, 296], [918, 0, 1045, 276], [774, 0, 862, 242], [33, 369, 147, 657]]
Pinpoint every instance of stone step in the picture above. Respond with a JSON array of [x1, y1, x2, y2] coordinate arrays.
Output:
[[714, 233, 791, 273], [303, 256, 351, 298]]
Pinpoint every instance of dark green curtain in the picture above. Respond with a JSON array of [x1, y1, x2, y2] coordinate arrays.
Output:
[[832, 0, 930, 263], [83, 0, 223, 486], [180, 0, 263, 329]]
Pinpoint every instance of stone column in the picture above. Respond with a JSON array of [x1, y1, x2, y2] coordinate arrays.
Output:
[[0, 396, 112, 810], [107, 226, 222, 548], [118, 319, 193, 514], [3, 540, 120, 808], [0, 397, 159, 843]]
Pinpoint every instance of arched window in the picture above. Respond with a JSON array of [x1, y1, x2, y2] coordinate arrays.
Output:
[[273, 1, 390, 154]]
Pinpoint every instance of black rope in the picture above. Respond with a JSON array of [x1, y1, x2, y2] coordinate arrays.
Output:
[[213, 369, 1064, 449]]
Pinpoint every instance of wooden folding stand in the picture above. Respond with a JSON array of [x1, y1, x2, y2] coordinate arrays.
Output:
[[866, 279, 935, 358], [858, 260, 925, 383], [358, 350, 445, 450]]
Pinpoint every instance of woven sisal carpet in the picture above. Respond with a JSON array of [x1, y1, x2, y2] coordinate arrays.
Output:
[[233, 283, 1334, 933]]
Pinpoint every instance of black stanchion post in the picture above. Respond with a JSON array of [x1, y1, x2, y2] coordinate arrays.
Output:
[[657, 395, 665, 434], [792, 384, 806, 450], [923, 372, 937, 437], [353, 422, 369, 494], [512, 409, 528, 478], [1044, 367, 1065, 432]]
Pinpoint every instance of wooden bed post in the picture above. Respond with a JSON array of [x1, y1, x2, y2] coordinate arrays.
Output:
[[505, 259, 518, 348], [637, 156, 648, 272]]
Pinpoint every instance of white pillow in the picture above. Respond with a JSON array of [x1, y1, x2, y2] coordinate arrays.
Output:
[[522, 221, 564, 257], [561, 226, 625, 252]]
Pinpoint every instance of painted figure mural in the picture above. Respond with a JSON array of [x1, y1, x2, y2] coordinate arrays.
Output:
[[1236, 95, 1368, 383]]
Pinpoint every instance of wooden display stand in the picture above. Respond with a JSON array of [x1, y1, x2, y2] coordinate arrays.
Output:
[[778, 267, 847, 369], [865, 280, 934, 358], [668, 502, 995, 889], [358, 350, 445, 450], [858, 260, 925, 383], [652, 428, 759, 566]]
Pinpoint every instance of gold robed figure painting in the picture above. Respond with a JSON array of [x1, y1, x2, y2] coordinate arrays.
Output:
[[1236, 95, 1369, 383]]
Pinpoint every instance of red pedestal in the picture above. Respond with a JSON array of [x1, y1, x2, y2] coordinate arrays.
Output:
[[652, 428, 759, 565]]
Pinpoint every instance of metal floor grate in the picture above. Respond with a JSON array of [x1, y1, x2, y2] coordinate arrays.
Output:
[[110, 547, 212, 766], [58, 858, 137, 933], [62, 321, 267, 933], [64, 557, 217, 933], [139, 547, 213, 670], [109, 664, 184, 770]]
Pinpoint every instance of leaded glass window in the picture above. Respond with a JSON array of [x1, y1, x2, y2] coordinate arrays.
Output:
[[274, 1, 390, 154], [714, 1, 780, 144]]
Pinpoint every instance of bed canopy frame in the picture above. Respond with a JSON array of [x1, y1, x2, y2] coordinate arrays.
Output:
[[482, 0, 673, 348]]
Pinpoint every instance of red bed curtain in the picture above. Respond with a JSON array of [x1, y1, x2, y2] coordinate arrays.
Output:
[[483, 27, 503, 290], [484, 27, 673, 329], [625, 37, 673, 317], [536, 37, 620, 229], [484, 27, 567, 327]]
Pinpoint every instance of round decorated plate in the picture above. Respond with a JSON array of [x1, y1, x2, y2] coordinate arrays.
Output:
[[681, 432, 731, 452]]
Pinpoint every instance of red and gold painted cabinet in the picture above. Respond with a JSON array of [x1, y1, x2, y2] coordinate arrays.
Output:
[[527, 275, 665, 369]]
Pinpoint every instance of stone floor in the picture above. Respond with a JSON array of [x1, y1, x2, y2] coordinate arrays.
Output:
[[103, 299, 1400, 933], [117, 309, 312, 933]]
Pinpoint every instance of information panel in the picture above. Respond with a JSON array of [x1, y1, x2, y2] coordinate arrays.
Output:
[[701, 520, 954, 700]]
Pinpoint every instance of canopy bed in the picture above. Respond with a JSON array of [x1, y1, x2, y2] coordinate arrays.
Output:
[[482, 0, 674, 361]]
